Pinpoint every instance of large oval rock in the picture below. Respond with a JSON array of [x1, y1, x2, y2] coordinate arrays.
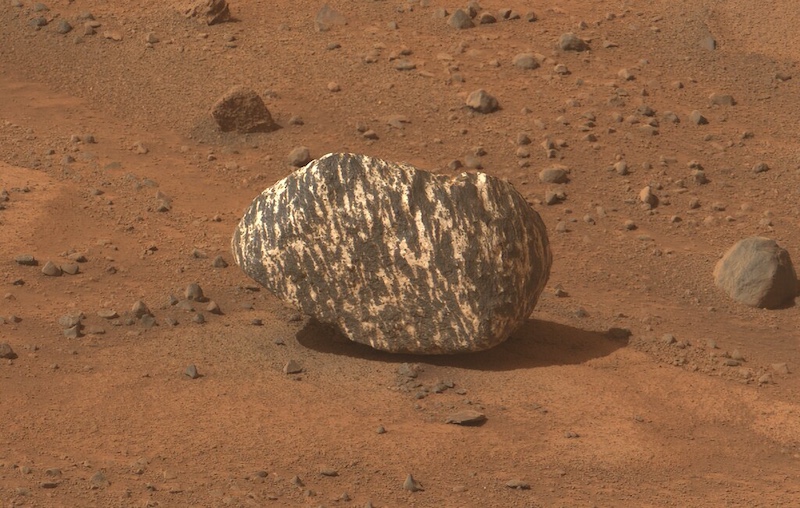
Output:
[[713, 237, 798, 309], [232, 153, 551, 354]]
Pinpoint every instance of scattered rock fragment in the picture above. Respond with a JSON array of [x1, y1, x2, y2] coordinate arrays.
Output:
[[283, 360, 302, 374], [185, 364, 200, 379], [512, 53, 540, 70], [211, 87, 275, 134], [90, 471, 110, 489], [403, 474, 424, 492], [232, 153, 552, 354], [0, 343, 17, 359], [618, 68, 634, 81], [506, 479, 531, 490], [539, 166, 569, 184], [15, 254, 37, 266], [287, 146, 311, 167], [132, 300, 152, 318], [59, 314, 83, 328], [206, 301, 222, 315], [477, 12, 496, 24], [212, 255, 228, 268], [714, 237, 798, 309], [465, 89, 499, 113], [445, 410, 487, 425], [700, 36, 717, 50], [709, 93, 735, 106], [185, 283, 205, 302], [394, 60, 416, 71], [185, 0, 231, 25], [558, 33, 588, 51], [689, 110, 708, 125], [448, 9, 474, 29], [155, 191, 171, 212], [639, 186, 658, 207], [55, 20, 72, 34], [314, 4, 347, 32], [103, 31, 123, 41], [61, 263, 79, 275], [41, 261, 62, 276], [752, 162, 770, 174], [771, 363, 790, 375]]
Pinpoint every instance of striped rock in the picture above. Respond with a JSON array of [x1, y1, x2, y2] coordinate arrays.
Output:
[[232, 153, 551, 354]]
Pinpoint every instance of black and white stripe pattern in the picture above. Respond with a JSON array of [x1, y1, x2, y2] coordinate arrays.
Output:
[[233, 153, 551, 354]]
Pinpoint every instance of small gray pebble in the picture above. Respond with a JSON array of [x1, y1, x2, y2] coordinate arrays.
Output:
[[283, 360, 302, 374]]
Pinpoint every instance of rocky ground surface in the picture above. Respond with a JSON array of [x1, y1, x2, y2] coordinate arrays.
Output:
[[1, 0, 800, 506]]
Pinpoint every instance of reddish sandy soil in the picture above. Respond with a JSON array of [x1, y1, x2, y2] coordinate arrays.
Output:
[[2, 0, 800, 506]]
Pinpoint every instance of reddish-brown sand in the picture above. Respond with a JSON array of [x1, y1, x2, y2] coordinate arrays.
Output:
[[1, 0, 800, 506]]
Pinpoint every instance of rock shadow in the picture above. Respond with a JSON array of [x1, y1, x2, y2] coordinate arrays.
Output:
[[295, 318, 629, 372]]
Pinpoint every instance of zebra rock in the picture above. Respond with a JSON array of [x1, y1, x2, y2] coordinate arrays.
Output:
[[232, 153, 551, 354]]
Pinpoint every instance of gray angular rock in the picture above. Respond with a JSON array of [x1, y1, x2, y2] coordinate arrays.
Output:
[[465, 89, 499, 114], [185, 0, 231, 25], [210, 86, 275, 134], [232, 153, 551, 354], [700, 36, 717, 50], [538, 167, 569, 184], [314, 4, 346, 32], [709, 93, 735, 106], [15, 254, 37, 266], [558, 33, 588, 51], [287, 146, 311, 167], [477, 12, 496, 24], [512, 53, 540, 70], [714, 237, 798, 309], [41, 261, 61, 276], [448, 9, 474, 29], [689, 110, 708, 125], [506, 479, 530, 490], [403, 474, 424, 492], [185, 283, 205, 301], [132, 300, 152, 318], [446, 410, 487, 425], [0, 343, 17, 359], [55, 20, 72, 34], [283, 360, 302, 374]]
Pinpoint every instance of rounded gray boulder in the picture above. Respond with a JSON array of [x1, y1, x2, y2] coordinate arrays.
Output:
[[232, 153, 551, 354], [713, 237, 798, 309]]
